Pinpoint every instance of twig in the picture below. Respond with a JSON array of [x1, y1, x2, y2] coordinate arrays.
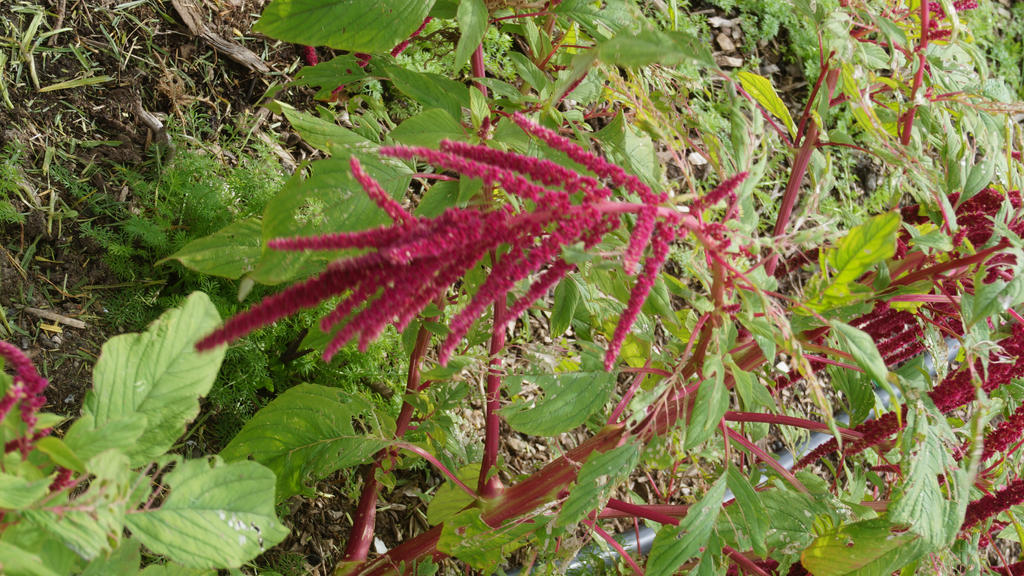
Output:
[[21, 307, 86, 329]]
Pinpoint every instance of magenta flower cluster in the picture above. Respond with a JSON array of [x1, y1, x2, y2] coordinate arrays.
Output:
[[0, 341, 51, 456], [197, 114, 736, 371]]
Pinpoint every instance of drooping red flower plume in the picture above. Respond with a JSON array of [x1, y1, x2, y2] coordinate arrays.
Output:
[[196, 115, 730, 370]]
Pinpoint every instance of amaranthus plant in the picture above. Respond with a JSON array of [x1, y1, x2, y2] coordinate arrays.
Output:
[[11, 0, 1024, 575]]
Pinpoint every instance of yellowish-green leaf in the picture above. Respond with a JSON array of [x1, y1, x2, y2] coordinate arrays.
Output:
[[737, 70, 796, 139]]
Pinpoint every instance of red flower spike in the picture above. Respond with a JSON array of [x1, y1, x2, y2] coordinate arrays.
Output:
[[510, 113, 666, 204], [350, 157, 415, 225], [982, 402, 1024, 461], [962, 477, 1024, 531], [605, 223, 676, 371], [199, 114, 685, 370], [301, 45, 318, 67], [694, 172, 749, 212]]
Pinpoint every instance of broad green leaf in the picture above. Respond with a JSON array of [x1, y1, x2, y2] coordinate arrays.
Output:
[[550, 274, 582, 337], [34, 436, 86, 473], [426, 463, 480, 525], [647, 475, 727, 576], [293, 54, 369, 100], [159, 218, 263, 279], [137, 565, 215, 576], [453, 0, 487, 70], [595, 29, 713, 68], [380, 63, 470, 121], [685, 360, 729, 449], [890, 407, 961, 547], [125, 459, 287, 569], [23, 507, 123, 562], [390, 108, 467, 148], [0, 541, 62, 576], [737, 70, 796, 139], [801, 516, 926, 576], [81, 542, 140, 576], [221, 384, 391, 499], [281, 105, 374, 156], [0, 473, 51, 509], [254, 0, 435, 53], [78, 292, 224, 466], [816, 212, 901, 308], [501, 371, 616, 437], [831, 321, 889, 385], [63, 413, 147, 464], [415, 180, 460, 218], [437, 509, 536, 571], [594, 112, 659, 188], [252, 156, 405, 285], [557, 442, 641, 529], [963, 271, 1024, 328], [724, 466, 769, 557]]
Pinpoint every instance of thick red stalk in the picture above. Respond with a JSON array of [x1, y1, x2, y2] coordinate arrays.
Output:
[[479, 290, 506, 498], [342, 325, 433, 563], [767, 121, 819, 276], [900, 0, 930, 146], [725, 427, 810, 494]]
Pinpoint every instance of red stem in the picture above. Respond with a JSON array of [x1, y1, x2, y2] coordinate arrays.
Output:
[[766, 121, 819, 276], [724, 546, 773, 576], [608, 358, 649, 425], [584, 519, 644, 576], [603, 498, 681, 526], [478, 291, 506, 498], [724, 411, 863, 440], [900, 0, 930, 146], [725, 427, 810, 494], [342, 325, 432, 563]]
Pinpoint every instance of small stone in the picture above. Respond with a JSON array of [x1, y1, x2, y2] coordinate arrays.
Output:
[[687, 151, 708, 166], [715, 54, 744, 68], [716, 32, 735, 52]]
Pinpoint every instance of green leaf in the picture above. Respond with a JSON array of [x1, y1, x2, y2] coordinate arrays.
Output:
[[737, 70, 796, 139], [81, 542, 140, 576], [63, 413, 147, 464], [557, 442, 641, 528], [724, 466, 769, 558], [437, 509, 536, 571], [889, 407, 960, 547], [0, 541, 62, 576], [125, 459, 287, 569], [500, 371, 616, 437], [453, 0, 487, 70], [595, 29, 713, 68], [380, 63, 469, 121], [0, 473, 51, 509], [220, 384, 391, 499], [293, 54, 369, 100], [281, 105, 374, 155], [647, 475, 727, 576], [831, 321, 889, 385], [801, 516, 926, 576], [252, 156, 405, 285], [685, 359, 729, 449], [23, 506, 123, 562], [254, 0, 435, 53], [415, 180, 460, 218], [137, 564, 215, 576], [159, 218, 263, 279], [390, 108, 467, 147], [77, 292, 225, 467], [826, 212, 900, 295], [550, 274, 582, 337], [34, 436, 87, 473], [426, 463, 480, 525]]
